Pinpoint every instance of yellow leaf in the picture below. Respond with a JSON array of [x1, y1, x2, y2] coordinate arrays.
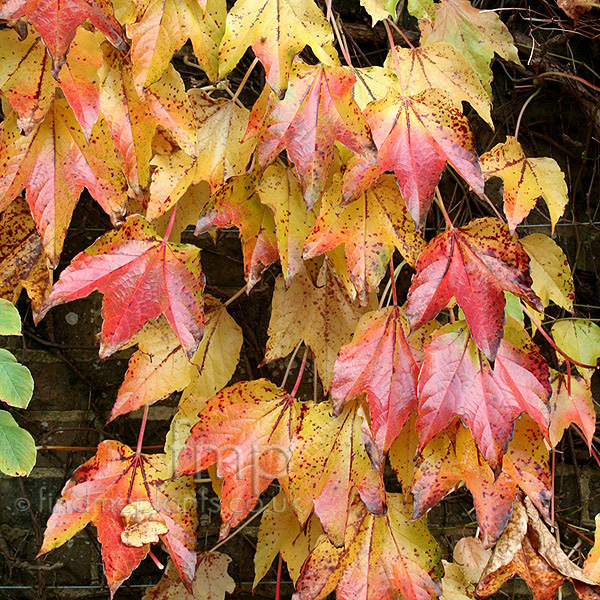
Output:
[[441, 561, 476, 600], [584, 514, 600, 582], [552, 319, 600, 383]]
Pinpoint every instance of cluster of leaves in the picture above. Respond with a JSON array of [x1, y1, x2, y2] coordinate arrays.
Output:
[[0, 0, 599, 598]]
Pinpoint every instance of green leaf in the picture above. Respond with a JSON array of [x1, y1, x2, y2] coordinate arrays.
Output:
[[0, 410, 36, 476], [552, 319, 600, 383], [0, 299, 22, 336], [0, 348, 34, 408]]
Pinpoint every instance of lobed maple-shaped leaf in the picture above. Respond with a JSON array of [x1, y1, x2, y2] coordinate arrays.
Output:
[[195, 170, 278, 289], [39, 441, 197, 596], [362, 88, 483, 226], [0, 0, 127, 76], [549, 371, 596, 449], [127, 0, 224, 91], [177, 379, 300, 538], [264, 262, 375, 390], [257, 61, 377, 210], [419, 0, 520, 95], [288, 400, 386, 546], [405, 217, 542, 360], [293, 494, 441, 600], [331, 306, 419, 453], [0, 196, 51, 314], [552, 319, 600, 383], [303, 174, 425, 301], [37, 215, 205, 359], [416, 318, 550, 467], [217, 0, 336, 94], [142, 552, 235, 600], [0, 101, 127, 267], [480, 137, 568, 233]]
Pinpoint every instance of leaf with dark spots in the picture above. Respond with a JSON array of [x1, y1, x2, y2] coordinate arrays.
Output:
[[36, 215, 205, 359], [406, 217, 542, 361]]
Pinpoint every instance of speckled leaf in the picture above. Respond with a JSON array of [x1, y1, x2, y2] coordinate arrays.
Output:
[[419, 0, 519, 95], [481, 137, 568, 233], [416, 318, 550, 467], [37, 215, 205, 360], [217, 0, 336, 94], [257, 62, 377, 210], [365, 88, 483, 227], [0, 410, 36, 477], [0, 102, 127, 267], [142, 552, 235, 600], [549, 371, 596, 449], [127, 0, 224, 91], [388, 413, 419, 503], [293, 494, 441, 600], [39, 441, 197, 596], [406, 217, 542, 360], [407, 0, 435, 22], [303, 174, 425, 301], [264, 262, 375, 390], [177, 379, 300, 538], [195, 171, 278, 290], [0, 0, 126, 76], [288, 400, 386, 546], [441, 561, 476, 600], [552, 319, 600, 383], [331, 306, 419, 453]]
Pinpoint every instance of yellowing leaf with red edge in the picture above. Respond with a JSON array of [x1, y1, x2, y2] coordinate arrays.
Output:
[[99, 43, 157, 195], [257, 163, 317, 283], [303, 174, 425, 301], [148, 90, 255, 219], [218, 0, 336, 94], [549, 371, 596, 449], [177, 379, 300, 538], [143, 552, 236, 600], [264, 262, 376, 390], [383, 43, 492, 126], [293, 494, 441, 600], [127, 0, 224, 91], [38, 441, 197, 597], [331, 306, 419, 453], [36, 215, 205, 359], [0, 102, 127, 267], [551, 319, 600, 383], [288, 400, 386, 546], [364, 88, 483, 227], [521, 234, 574, 313], [0, 196, 51, 314], [0, 0, 127, 76], [195, 171, 278, 290], [480, 137, 568, 233], [257, 61, 377, 210], [416, 318, 550, 467], [0, 28, 102, 137], [406, 217, 542, 361], [419, 0, 519, 95]]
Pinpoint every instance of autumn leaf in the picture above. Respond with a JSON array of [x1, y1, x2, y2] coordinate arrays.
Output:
[[406, 217, 542, 360], [127, 0, 224, 91], [177, 379, 300, 538], [36, 215, 206, 359], [288, 400, 386, 546], [441, 561, 476, 600], [331, 306, 419, 453], [549, 371, 596, 449], [264, 262, 375, 390], [293, 494, 441, 600], [0, 101, 127, 267], [363, 88, 483, 226], [257, 61, 377, 210], [39, 441, 197, 596], [552, 319, 600, 383], [388, 413, 419, 503], [0, 0, 127, 76], [452, 538, 491, 584], [217, 0, 336, 93], [360, 0, 398, 23], [419, 0, 519, 94], [583, 514, 600, 583], [143, 552, 235, 600], [303, 174, 425, 301], [481, 137, 568, 233]]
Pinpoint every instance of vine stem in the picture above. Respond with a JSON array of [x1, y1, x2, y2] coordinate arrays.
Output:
[[291, 346, 310, 398], [514, 88, 540, 140], [231, 57, 259, 104], [163, 204, 178, 243], [389, 256, 398, 306], [523, 305, 598, 369], [435, 188, 454, 228]]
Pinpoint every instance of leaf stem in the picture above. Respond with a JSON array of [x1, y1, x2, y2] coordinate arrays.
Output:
[[326, 0, 353, 67], [386, 18, 415, 49], [223, 285, 247, 308], [231, 57, 259, 104], [210, 501, 270, 552], [291, 346, 310, 398], [275, 553, 283, 600], [136, 404, 150, 457], [148, 550, 164, 570], [281, 340, 303, 387], [435, 188, 454, 228], [163, 204, 178, 243], [514, 88, 541, 140], [389, 256, 398, 306]]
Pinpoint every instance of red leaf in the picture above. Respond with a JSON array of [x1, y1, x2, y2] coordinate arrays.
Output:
[[36, 215, 205, 359], [406, 217, 542, 360]]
